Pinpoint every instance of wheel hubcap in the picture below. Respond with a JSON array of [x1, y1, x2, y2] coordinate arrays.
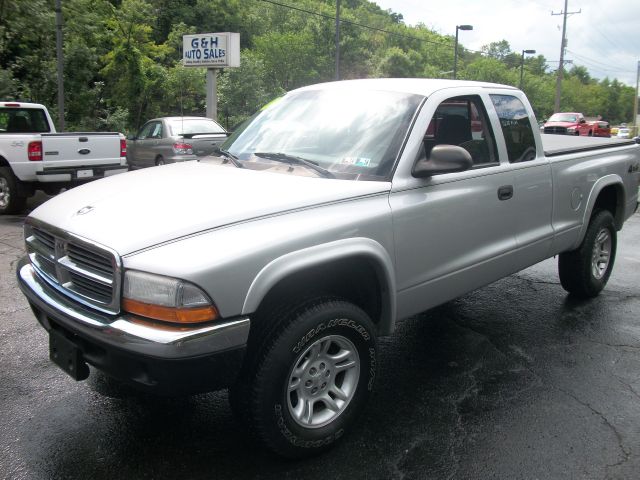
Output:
[[0, 177, 9, 209], [287, 334, 360, 428], [591, 228, 612, 280]]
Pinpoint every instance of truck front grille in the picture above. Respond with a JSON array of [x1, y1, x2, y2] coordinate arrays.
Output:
[[544, 126, 567, 135], [24, 222, 121, 314]]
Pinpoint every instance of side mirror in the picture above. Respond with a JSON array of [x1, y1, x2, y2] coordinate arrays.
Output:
[[126, 134, 136, 141], [580, 119, 586, 124], [412, 144, 473, 178]]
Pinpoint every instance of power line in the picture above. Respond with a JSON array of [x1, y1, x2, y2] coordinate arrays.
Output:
[[566, 49, 636, 74], [257, 0, 453, 49]]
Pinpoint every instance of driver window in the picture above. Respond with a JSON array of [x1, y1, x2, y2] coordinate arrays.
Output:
[[422, 95, 498, 166], [137, 123, 155, 140]]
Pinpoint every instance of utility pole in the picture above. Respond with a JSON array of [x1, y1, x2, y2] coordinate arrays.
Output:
[[551, 0, 580, 112], [634, 61, 640, 137], [55, 0, 64, 131], [335, 0, 341, 81]]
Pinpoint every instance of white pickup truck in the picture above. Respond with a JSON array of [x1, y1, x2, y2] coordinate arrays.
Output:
[[0, 101, 128, 214], [16, 79, 640, 458]]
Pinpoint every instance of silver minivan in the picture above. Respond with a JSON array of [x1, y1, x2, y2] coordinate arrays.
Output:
[[126, 116, 227, 169]]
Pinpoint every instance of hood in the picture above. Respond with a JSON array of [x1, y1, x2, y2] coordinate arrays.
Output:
[[544, 121, 578, 127], [29, 162, 390, 255], [544, 122, 578, 127]]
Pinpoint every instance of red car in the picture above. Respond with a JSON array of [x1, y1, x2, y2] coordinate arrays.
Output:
[[587, 121, 611, 137]]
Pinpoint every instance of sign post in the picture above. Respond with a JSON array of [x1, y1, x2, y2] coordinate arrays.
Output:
[[182, 32, 240, 121]]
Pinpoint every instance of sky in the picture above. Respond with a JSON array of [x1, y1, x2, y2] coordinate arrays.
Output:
[[373, 0, 640, 87]]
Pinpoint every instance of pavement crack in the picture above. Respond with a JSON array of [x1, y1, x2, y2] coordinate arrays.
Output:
[[557, 387, 630, 470], [585, 339, 640, 351]]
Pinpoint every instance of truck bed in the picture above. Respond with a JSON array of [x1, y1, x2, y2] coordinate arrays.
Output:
[[542, 133, 636, 157]]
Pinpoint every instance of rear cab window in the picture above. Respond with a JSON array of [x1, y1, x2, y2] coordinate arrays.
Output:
[[0, 108, 51, 133], [490, 95, 537, 163]]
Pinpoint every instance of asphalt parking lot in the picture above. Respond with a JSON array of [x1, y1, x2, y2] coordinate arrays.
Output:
[[1, 194, 639, 480]]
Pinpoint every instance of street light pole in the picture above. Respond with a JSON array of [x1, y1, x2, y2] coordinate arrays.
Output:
[[634, 60, 639, 137], [55, 0, 64, 131], [335, 0, 341, 81], [519, 49, 536, 90], [453, 24, 473, 80]]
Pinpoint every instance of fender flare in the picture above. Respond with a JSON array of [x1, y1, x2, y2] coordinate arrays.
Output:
[[242, 237, 397, 336], [571, 174, 624, 250]]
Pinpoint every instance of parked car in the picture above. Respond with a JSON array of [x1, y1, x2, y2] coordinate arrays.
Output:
[[0, 101, 127, 214], [617, 127, 631, 139], [589, 121, 611, 137], [126, 116, 227, 169]]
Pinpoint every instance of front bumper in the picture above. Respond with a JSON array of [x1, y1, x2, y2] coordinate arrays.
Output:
[[17, 258, 249, 394]]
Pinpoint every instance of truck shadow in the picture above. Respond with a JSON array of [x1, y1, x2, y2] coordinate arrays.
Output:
[[28, 274, 628, 480]]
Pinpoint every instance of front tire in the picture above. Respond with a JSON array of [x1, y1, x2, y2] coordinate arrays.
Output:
[[231, 297, 377, 458], [558, 210, 617, 298], [0, 167, 27, 215]]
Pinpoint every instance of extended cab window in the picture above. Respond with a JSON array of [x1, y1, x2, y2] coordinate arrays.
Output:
[[423, 96, 497, 166], [490, 95, 537, 163]]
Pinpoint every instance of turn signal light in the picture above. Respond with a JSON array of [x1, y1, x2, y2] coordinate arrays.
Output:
[[122, 298, 219, 324]]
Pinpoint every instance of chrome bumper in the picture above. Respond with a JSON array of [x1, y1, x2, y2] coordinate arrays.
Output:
[[18, 261, 250, 360]]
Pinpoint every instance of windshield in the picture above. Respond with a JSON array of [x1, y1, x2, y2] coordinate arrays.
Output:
[[221, 88, 423, 181], [169, 118, 225, 135], [548, 113, 578, 123]]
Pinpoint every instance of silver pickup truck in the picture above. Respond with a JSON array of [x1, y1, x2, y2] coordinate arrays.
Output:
[[16, 79, 640, 458]]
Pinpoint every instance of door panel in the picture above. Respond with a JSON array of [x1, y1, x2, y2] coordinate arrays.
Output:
[[391, 167, 518, 319]]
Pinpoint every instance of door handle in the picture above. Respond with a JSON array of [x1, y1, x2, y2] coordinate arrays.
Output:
[[498, 185, 513, 201]]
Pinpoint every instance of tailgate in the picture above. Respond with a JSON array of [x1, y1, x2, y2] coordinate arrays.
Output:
[[41, 133, 123, 166]]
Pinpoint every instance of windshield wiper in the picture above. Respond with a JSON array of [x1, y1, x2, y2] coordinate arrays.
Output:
[[253, 152, 334, 178], [218, 149, 244, 168]]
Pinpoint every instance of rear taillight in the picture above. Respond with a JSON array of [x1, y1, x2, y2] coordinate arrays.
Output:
[[120, 139, 127, 157], [28, 141, 42, 161], [172, 142, 193, 155]]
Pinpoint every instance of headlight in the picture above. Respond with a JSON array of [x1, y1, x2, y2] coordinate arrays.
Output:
[[122, 270, 218, 324], [567, 127, 576, 133]]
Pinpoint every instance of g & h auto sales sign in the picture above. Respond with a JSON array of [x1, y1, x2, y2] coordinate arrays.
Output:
[[182, 32, 240, 68]]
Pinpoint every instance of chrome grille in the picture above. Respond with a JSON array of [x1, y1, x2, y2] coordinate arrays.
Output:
[[544, 126, 567, 135], [24, 222, 121, 314]]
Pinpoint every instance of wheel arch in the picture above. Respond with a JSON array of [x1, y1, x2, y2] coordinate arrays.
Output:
[[573, 175, 625, 249], [0, 155, 10, 168], [242, 238, 396, 336]]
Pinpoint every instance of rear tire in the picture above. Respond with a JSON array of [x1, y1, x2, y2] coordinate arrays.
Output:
[[155, 157, 165, 166], [0, 167, 27, 215], [230, 297, 377, 458], [558, 210, 617, 298]]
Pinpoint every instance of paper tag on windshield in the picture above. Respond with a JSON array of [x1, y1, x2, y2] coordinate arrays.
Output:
[[342, 157, 371, 167]]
